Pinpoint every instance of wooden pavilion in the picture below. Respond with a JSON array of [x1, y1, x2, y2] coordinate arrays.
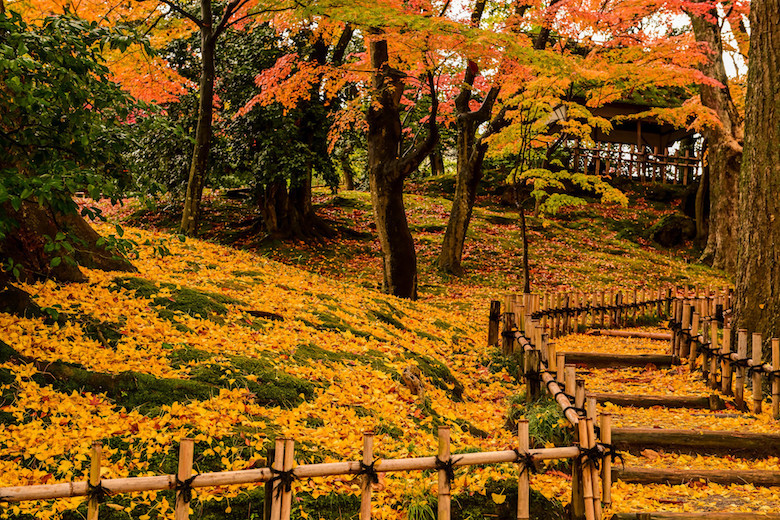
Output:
[[555, 98, 702, 185]]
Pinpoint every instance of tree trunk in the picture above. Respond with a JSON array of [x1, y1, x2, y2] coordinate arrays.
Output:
[[694, 151, 709, 245], [437, 0, 498, 276], [340, 145, 356, 191], [438, 118, 488, 275], [734, 2, 780, 344], [367, 38, 437, 299], [690, 9, 743, 274], [255, 179, 332, 241], [520, 207, 530, 293], [0, 202, 137, 316], [180, 4, 216, 237], [429, 145, 445, 177]]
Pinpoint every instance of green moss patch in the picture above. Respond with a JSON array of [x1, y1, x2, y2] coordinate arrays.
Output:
[[109, 277, 245, 322], [406, 352, 464, 402]]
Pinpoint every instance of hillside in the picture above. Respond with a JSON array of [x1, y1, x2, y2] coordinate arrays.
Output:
[[0, 186, 731, 519]]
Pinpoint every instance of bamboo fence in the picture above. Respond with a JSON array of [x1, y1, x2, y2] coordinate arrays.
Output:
[[0, 425, 612, 520]]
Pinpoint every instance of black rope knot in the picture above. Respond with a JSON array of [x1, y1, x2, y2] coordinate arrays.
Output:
[[270, 467, 296, 498], [175, 475, 197, 504], [355, 459, 381, 487], [577, 445, 604, 470], [513, 449, 537, 476], [747, 364, 765, 377], [87, 481, 112, 504], [562, 405, 586, 417], [434, 457, 462, 486], [597, 442, 625, 468]]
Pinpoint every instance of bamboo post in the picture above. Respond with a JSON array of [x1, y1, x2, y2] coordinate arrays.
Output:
[[709, 320, 719, 389], [87, 441, 102, 520], [175, 438, 195, 520], [360, 432, 374, 520], [578, 421, 597, 520], [557, 353, 566, 383], [526, 349, 541, 402], [547, 341, 557, 374], [565, 365, 577, 399], [601, 414, 612, 508], [591, 292, 599, 328], [586, 418, 602, 520], [488, 301, 501, 347], [772, 339, 780, 420], [280, 438, 295, 520], [502, 313, 516, 355], [540, 333, 550, 364], [437, 426, 451, 520], [752, 333, 764, 414], [599, 291, 606, 328], [605, 291, 613, 328], [270, 438, 285, 520], [735, 329, 748, 410], [722, 327, 733, 396], [701, 318, 710, 381], [680, 304, 692, 358], [575, 379, 586, 415], [689, 311, 700, 370], [264, 447, 275, 520], [517, 420, 530, 520], [586, 396, 597, 422]]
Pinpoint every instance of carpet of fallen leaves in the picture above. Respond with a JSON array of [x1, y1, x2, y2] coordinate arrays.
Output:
[[1, 186, 764, 519], [0, 224, 535, 520]]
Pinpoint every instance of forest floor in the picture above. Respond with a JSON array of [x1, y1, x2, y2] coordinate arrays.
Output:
[[1, 179, 760, 520]]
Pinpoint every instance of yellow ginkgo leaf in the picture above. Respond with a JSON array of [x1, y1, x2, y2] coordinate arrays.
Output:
[[491, 493, 506, 504]]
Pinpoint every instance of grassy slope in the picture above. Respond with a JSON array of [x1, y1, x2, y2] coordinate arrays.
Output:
[[0, 182, 730, 519]]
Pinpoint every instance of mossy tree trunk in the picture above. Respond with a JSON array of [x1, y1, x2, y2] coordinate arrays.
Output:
[[0, 202, 137, 314], [689, 7, 743, 274], [367, 38, 438, 299], [734, 2, 780, 346]]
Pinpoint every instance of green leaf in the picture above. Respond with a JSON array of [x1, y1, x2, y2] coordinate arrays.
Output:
[[50, 256, 62, 268]]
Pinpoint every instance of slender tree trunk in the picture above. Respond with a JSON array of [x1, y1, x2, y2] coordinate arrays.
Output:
[[690, 9, 743, 274], [180, 2, 215, 237], [429, 146, 445, 177], [367, 38, 437, 299], [438, 116, 488, 275], [694, 158, 709, 245], [734, 2, 780, 344], [520, 206, 530, 293]]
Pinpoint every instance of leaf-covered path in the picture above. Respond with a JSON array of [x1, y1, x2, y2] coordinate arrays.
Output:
[[552, 332, 780, 516]]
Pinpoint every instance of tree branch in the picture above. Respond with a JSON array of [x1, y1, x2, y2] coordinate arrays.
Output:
[[459, 85, 500, 123], [331, 23, 354, 66], [158, 0, 203, 28], [400, 71, 439, 177]]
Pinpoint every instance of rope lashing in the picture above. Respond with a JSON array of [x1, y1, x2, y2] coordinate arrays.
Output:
[[354, 459, 381, 488], [270, 467, 297, 498], [597, 442, 625, 468], [174, 475, 197, 504], [513, 449, 537, 476], [434, 456, 462, 486], [86, 481, 112, 504]]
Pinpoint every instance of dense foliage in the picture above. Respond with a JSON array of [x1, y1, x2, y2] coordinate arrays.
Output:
[[0, 12, 137, 239]]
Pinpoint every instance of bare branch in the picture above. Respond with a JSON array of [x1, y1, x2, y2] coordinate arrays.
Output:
[[158, 0, 203, 28]]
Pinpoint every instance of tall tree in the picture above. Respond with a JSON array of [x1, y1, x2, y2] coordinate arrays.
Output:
[[172, 0, 271, 236], [688, 4, 744, 274], [734, 0, 780, 343], [368, 37, 438, 299], [437, 0, 501, 276]]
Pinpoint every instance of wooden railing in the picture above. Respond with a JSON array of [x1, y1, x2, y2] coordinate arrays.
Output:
[[572, 145, 702, 185]]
